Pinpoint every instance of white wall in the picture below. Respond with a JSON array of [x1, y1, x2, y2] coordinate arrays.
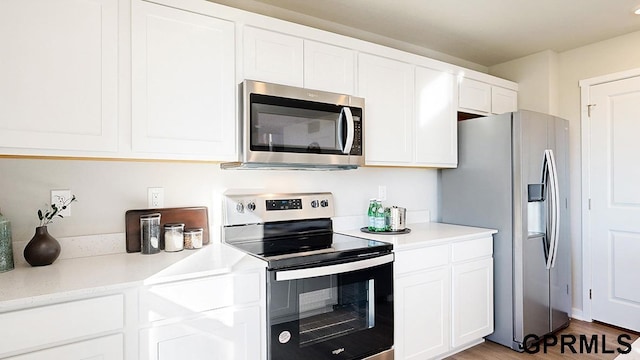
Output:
[[0, 158, 438, 248], [489, 29, 640, 318]]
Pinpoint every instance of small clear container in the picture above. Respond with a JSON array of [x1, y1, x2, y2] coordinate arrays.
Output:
[[184, 228, 203, 250], [164, 223, 185, 252], [140, 213, 161, 254]]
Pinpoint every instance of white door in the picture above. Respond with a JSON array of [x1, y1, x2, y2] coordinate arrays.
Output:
[[588, 75, 640, 332]]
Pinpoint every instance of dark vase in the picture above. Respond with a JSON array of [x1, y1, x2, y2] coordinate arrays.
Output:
[[24, 226, 61, 266]]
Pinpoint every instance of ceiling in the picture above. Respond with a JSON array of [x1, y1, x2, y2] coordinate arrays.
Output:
[[210, 0, 640, 67]]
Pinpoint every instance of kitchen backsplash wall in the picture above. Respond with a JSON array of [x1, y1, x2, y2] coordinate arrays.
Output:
[[0, 158, 438, 245]]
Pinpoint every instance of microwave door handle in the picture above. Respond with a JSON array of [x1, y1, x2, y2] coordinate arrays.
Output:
[[341, 107, 355, 154], [275, 254, 394, 281]]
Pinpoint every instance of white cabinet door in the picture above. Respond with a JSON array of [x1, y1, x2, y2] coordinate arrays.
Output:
[[358, 53, 414, 164], [6, 334, 123, 360], [415, 66, 457, 167], [451, 257, 494, 348], [458, 78, 491, 114], [491, 86, 518, 114], [140, 306, 262, 360], [0, 0, 118, 154], [395, 267, 450, 360], [131, 0, 236, 160], [243, 26, 303, 87], [304, 41, 355, 94]]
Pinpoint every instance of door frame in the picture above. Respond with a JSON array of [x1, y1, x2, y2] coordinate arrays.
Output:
[[578, 67, 640, 322]]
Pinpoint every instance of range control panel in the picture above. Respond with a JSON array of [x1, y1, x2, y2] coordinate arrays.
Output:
[[223, 192, 334, 226], [266, 198, 303, 211]]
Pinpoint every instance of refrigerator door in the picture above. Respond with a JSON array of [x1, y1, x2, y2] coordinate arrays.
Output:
[[549, 116, 571, 332], [513, 110, 553, 345]]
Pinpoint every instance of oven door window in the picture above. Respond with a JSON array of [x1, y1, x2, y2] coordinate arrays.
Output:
[[268, 262, 393, 360], [250, 94, 361, 155]]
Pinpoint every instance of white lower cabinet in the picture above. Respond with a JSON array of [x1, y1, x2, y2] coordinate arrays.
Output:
[[138, 269, 265, 360], [5, 334, 123, 360], [0, 294, 125, 359], [394, 237, 494, 359], [140, 306, 261, 360], [395, 267, 450, 360]]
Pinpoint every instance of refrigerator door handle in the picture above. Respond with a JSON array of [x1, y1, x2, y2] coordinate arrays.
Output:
[[543, 149, 560, 270], [548, 149, 561, 268]]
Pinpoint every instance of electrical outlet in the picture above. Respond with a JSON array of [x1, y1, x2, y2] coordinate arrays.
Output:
[[378, 185, 387, 201], [51, 190, 72, 217], [148, 187, 164, 208]]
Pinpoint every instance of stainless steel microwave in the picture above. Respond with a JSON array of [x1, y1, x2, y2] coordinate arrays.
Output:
[[221, 80, 364, 170]]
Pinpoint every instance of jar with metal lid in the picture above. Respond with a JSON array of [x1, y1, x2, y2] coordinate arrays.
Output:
[[183, 228, 203, 250], [164, 223, 184, 252], [140, 213, 161, 254]]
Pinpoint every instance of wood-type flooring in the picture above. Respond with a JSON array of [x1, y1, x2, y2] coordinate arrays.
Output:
[[446, 319, 639, 360]]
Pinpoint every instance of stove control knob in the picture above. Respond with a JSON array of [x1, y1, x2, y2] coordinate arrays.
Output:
[[247, 202, 256, 212], [320, 199, 329, 207], [311, 200, 320, 208], [235, 202, 244, 213]]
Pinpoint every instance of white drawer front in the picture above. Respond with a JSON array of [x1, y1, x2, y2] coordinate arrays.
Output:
[[451, 237, 493, 263], [0, 295, 124, 356], [140, 271, 261, 323], [394, 244, 448, 275]]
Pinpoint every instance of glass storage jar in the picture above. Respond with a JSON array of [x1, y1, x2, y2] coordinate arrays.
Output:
[[164, 223, 185, 252], [183, 228, 203, 249], [140, 213, 161, 254]]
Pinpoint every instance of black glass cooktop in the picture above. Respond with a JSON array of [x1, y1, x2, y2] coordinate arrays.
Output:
[[228, 225, 393, 270]]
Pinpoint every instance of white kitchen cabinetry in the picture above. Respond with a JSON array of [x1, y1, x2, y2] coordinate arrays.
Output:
[[131, 0, 236, 160], [0, 295, 125, 359], [415, 66, 457, 166], [358, 53, 414, 165], [139, 269, 265, 360], [491, 86, 518, 115], [243, 27, 356, 95], [459, 78, 517, 115], [5, 334, 123, 360], [359, 54, 457, 167], [243, 26, 304, 87], [304, 41, 355, 94], [0, 0, 118, 155], [394, 236, 494, 360]]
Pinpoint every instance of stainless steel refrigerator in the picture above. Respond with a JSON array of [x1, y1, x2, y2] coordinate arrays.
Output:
[[441, 110, 571, 351]]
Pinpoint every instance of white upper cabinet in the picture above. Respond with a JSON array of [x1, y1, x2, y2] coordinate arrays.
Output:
[[415, 66, 457, 167], [359, 54, 457, 167], [458, 78, 491, 113], [0, 0, 118, 154], [131, 0, 236, 160], [491, 86, 518, 114], [304, 41, 355, 94], [459, 77, 518, 115], [358, 53, 414, 165], [243, 26, 304, 87]]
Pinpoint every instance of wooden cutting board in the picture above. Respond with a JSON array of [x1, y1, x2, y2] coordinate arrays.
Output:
[[125, 206, 209, 253]]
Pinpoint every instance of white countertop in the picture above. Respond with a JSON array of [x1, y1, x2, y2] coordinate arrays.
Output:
[[337, 222, 497, 250], [0, 243, 265, 310]]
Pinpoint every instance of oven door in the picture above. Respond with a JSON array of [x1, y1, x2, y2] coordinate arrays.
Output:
[[267, 254, 394, 360]]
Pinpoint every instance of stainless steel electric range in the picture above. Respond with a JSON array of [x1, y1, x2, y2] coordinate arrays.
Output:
[[222, 192, 394, 360]]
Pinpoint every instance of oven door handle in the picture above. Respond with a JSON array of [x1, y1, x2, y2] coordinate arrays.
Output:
[[275, 253, 394, 281]]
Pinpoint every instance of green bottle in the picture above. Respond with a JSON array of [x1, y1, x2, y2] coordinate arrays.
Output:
[[367, 199, 377, 231], [374, 200, 386, 232], [0, 210, 15, 272]]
